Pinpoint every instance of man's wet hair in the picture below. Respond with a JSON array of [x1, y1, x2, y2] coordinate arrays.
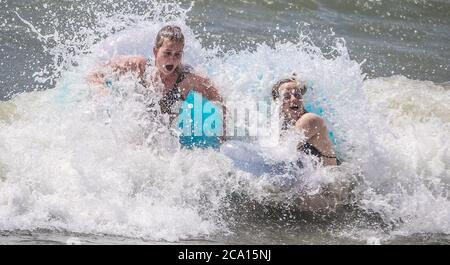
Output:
[[271, 74, 307, 100], [155, 25, 185, 48]]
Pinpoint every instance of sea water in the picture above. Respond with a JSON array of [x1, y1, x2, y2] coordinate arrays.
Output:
[[0, 0, 449, 245]]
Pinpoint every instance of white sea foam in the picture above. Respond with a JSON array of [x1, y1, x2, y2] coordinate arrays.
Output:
[[0, 1, 449, 242]]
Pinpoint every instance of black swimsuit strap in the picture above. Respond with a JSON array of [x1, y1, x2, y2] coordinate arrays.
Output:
[[174, 64, 192, 89], [159, 64, 193, 115], [299, 142, 337, 159], [282, 111, 336, 160]]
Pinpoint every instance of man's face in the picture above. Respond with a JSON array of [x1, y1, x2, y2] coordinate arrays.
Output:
[[279, 81, 305, 120], [153, 39, 184, 76]]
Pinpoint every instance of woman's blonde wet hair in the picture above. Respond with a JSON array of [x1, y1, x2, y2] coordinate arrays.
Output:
[[271, 74, 307, 100], [155, 25, 185, 48]]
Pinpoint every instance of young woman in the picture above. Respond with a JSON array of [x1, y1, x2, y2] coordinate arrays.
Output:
[[88, 25, 225, 132], [272, 77, 338, 166]]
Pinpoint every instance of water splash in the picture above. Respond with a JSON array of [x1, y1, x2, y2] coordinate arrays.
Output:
[[1, 0, 449, 243]]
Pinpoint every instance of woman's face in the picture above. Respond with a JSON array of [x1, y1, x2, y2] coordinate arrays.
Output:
[[153, 38, 184, 76], [279, 81, 305, 120]]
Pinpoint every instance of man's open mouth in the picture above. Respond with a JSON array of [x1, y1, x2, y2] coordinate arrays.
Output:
[[165, 64, 174, 72], [290, 105, 299, 110]]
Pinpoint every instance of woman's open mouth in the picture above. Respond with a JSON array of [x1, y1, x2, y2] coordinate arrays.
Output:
[[165, 64, 174, 72]]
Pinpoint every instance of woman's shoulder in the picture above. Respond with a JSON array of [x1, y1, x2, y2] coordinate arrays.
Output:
[[106, 55, 147, 74], [296, 112, 325, 127], [178, 64, 194, 75], [180, 65, 215, 84], [108, 55, 146, 64], [300, 112, 322, 120]]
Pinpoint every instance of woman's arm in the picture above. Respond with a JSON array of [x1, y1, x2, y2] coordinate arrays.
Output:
[[86, 55, 147, 92], [183, 73, 227, 141], [295, 113, 337, 165]]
